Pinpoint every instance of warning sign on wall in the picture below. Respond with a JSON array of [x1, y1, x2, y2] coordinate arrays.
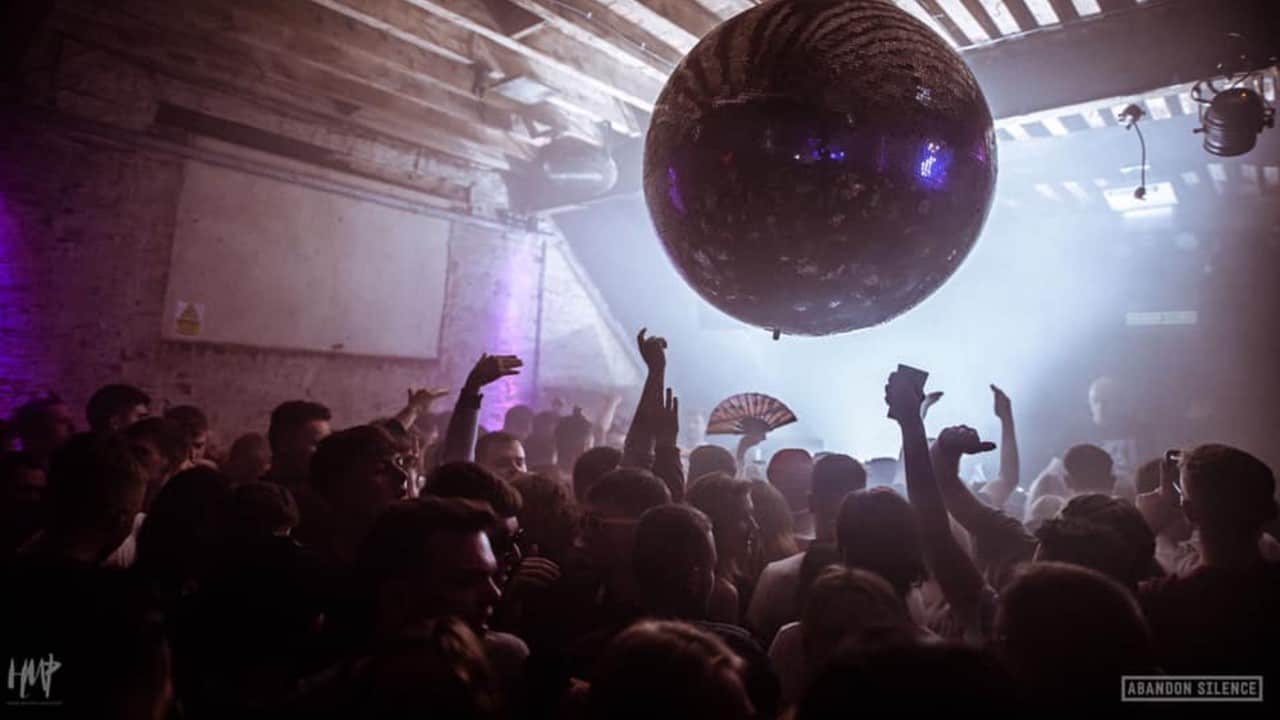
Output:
[[175, 301, 204, 337]]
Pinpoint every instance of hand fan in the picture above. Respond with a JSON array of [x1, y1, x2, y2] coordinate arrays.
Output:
[[705, 393, 797, 435]]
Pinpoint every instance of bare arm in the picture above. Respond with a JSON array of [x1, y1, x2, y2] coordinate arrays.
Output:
[[441, 354, 521, 463], [886, 371, 988, 632], [651, 388, 685, 502], [986, 385, 1020, 510], [391, 388, 448, 432], [623, 329, 666, 468]]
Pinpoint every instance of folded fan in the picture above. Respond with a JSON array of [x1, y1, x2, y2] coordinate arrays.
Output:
[[706, 393, 797, 435]]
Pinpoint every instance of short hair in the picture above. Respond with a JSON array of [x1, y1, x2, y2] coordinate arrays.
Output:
[[503, 405, 534, 433], [996, 562, 1153, 691], [125, 417, 191, 469], [1034, 517, 1134, 586], [587, 467, 670, 518], [267, 401, 331, 453], [766, 448, 813, 485], [810, 454, 867, 505], [12, 393, 67, 434], [573, 446, 622, 502], [309, 425, 397, 494], [686, 472, 752, 536], [356, 497, 496, 586], [164, 405, 209, 439], [231, 481, 301, 538], [86, 384, 150, 431], [46, 432, 145, 528], [358, 616, 498, 719], [427, 462, 523, 518], [510, 472, 578, 562], [633, 504, 715, 597], [555, 411, 594, 457], [1058, 493, 1157, 586], [1134, 457, 1162, 495], [835, 488, 925, 598], [475, 430, 521, 465], [689, 445, 736, 482], [801, 566, 909, 668], [588, 620, 750, 720], [1062, 444, 1114, 494], [1180, 444, 1277, 533]]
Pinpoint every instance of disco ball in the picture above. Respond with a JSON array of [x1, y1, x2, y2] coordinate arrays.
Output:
[[643, 0, 997, 336]]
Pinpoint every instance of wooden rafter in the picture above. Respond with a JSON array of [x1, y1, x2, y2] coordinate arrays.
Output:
[[507, 0, 682, 75]]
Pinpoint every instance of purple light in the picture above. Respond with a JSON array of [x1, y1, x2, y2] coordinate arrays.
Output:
[[666, 167, 686, 216], [917, 141, 953, 189]]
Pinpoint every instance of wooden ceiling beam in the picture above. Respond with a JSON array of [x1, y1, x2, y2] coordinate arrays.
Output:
[[401, 0, 663, 115], [54, 0, 519, 169], [506, 0, 683, 75], [597, 0, 700, 53], [308, 0, 625, 138], [631, 0, 721, 40]]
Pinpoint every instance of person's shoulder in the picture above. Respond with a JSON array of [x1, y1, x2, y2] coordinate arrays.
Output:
[[759, 552, 804, 581], [484, 630, 530, 661]]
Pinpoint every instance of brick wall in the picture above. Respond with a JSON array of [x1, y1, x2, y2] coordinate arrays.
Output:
[[0, 110, 640, 445]]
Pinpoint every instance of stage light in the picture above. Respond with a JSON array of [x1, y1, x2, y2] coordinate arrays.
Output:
[[1194, 86, 1275, 157]]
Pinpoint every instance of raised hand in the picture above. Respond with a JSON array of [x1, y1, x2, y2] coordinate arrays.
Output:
[[653, 387, 680, 448], [1137, 451, 1184, 533], [935, 425, 997, 458], [885, 368, 926, 423], [991, 384, 1013, 422], [922, 390, 945, 419], [636, 328, 668, 372], [464, 354, 522, 392], [407, 387, 449, 411]]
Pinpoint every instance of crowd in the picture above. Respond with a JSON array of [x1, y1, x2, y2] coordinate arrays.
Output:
[[1, 329, 1278, 717]]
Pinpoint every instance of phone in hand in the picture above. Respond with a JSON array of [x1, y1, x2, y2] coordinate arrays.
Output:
[[888, 364, 930, 418], [1162, 449, 1184, 496]]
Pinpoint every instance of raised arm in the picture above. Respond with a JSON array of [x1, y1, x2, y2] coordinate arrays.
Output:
[[651, 387, 686, 502], [623, 329, 666, 468], [390, 387, 448, 432], [985, 385, 1020, 509], [441, 354, 522, 463], [885, 369, 988, 632]]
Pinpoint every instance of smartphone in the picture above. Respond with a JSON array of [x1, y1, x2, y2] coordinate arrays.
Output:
[[888, 364, 930, 418], [1162, 449, 1184, 495]]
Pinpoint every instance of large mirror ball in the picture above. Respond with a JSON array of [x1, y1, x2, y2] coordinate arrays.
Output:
[[643, 0, 998, 336]]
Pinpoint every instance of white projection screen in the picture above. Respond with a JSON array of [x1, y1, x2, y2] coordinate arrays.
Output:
[[162, 160, 449, 359]]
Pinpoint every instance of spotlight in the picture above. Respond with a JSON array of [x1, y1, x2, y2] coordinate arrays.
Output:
[[1194, 86, 1275, 157]]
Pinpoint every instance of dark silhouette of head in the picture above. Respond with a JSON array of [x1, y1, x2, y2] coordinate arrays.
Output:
[[427, 462, 524, 566], [686, 473, 757, 572], [633, 504, 717, 619], [1063, 444, 1114, 495], [135, 466, 232, 598], [475, 430, 527, 483], [230, 481, 300, 540], [39, 432, 146, 564], [863, 457, 899, 488], [555, 410, 594, 471], [357, 497, 500, 633], [358, 616, 499, 720], [799, 642, 1014, 717], [1179, 444, 1276, 551], [510, 472, 578, 564], [86, 384, 151, 433], [1034, 516, 1134, 587], [1057, 493, 1157, 586], [224, 432, 271, 487], [584, 468, 670, 571], [502, 404, 535, 440], [1134, 457, 1162, 495], [0, 451, 46, 552], [310, 425, 406, 551], [810, 454, 867, 540], [689, 445, 736, 483], [800, 566, 913, 675], [523, 432, 557, 468], [750, 480, 798, 564], [267, 401, 332, 482], [164, 405, 211, 464], [126, 417, 191, 509], [12, 394, 75, 462], [835, 488, 925, 598], [588, 620, 753, 720], [766, 448, 813, 515], [573, 445, 622, 503], [995, 562, 1153, 700]]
